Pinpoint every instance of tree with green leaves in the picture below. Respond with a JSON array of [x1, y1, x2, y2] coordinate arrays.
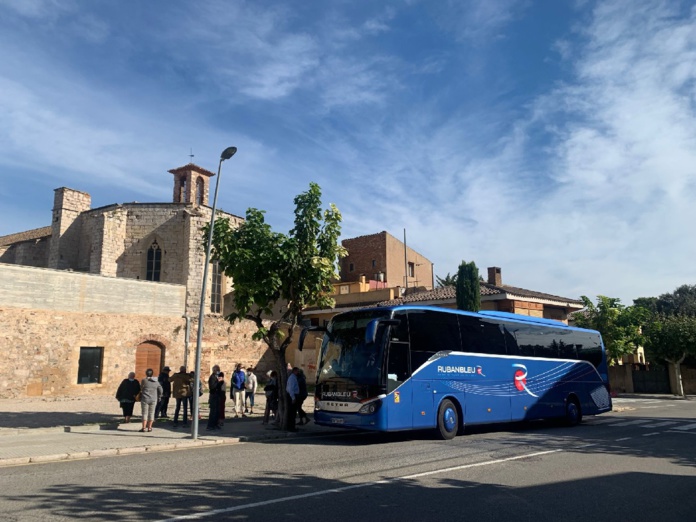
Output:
[[655, 284, 696, 316], [456, 260, 480, 312], [436, 273, 457, 288], [208, 182, 346, 430], [643, 314, 696, 396], [573, 295, 648, 364]]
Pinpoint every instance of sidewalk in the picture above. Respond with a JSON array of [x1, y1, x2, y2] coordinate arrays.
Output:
[[0, 394, 341, 467]]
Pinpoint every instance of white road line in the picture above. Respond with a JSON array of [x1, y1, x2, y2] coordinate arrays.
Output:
[[642, 433, 660, 437], [156, 449, 563, 521], [615, 437, 632, 441], [671, 423, 696, 431], [639, 422, 678, 428], [610, 420, 654, 427]]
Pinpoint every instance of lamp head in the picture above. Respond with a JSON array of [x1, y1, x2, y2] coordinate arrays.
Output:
[[220, 146, 237, 161]]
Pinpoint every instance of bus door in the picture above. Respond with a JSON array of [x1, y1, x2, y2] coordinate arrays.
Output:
[[386, 338, 412, 430]]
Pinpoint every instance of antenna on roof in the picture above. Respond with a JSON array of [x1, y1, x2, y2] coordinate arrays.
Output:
[[189, 148, 194, 162]]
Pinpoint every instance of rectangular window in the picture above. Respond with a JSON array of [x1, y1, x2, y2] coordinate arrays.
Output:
[[408, 262, 415, 277], [372, 259, 376, 268], [77, 347, 103, 384], [211, 261, 222, 313], [349, 263, 354, 272]]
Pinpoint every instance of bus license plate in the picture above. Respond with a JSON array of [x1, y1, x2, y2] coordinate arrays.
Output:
[[331, 418, 345, 424]]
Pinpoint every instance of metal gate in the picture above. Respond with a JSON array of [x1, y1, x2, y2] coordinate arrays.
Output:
[[632, 367, 670, 394]]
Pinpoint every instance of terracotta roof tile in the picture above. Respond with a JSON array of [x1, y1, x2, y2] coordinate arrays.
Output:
[[372, 281, 581, 308], [167, 163, 217, 178], [0, 227, 52, 246]]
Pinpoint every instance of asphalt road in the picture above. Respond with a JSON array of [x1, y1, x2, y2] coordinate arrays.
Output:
[[1, 396, 695, 521]]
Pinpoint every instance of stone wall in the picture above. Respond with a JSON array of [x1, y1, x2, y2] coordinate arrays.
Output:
[[0, 306, 274, 399], [0, 263, 186, 316], [0, 237, 49, 267], [49, 187, 91, 270]]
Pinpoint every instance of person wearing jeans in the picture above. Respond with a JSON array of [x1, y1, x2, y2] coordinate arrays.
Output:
[[169, 366, 192, 427]]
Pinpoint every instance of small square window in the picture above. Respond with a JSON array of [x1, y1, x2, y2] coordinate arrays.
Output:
[[77, 347, 103, 384]]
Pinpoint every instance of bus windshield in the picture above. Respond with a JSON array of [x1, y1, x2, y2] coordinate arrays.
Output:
[[316, 311, 389, 388]]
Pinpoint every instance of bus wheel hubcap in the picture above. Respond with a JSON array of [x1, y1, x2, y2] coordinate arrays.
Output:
[[444, 408, 456, 431]]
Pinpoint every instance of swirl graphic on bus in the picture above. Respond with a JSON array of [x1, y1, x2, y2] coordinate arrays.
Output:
[[512, 364, 538, 397]]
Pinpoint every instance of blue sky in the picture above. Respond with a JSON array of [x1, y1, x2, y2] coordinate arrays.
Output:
[[1, 0, 695, 305]]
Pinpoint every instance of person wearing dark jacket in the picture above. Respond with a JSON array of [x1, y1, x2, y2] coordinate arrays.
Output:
[[115, 372, 140, 423], [207, 365, 222, 431], [296, 369, 310, 425], [155, 366, 172, 419]]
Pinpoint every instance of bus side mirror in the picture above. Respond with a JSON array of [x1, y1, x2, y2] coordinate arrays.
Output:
[[365, 319, 401, 345], [299, 326, 326, 351]]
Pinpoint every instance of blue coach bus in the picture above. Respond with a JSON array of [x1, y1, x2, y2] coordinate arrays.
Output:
[[308, 305, 612, 439]]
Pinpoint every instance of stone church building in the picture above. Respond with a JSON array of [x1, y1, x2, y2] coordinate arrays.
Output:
[[0, 164, 275, 399]]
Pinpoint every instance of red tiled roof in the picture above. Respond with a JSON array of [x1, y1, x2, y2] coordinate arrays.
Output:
[[167, 163, 217, 178], [374, 282, 582, 308], [0, 226, 52, 246]]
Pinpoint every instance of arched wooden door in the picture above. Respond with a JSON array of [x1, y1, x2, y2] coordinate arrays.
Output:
[[135, 342, 163, 381]]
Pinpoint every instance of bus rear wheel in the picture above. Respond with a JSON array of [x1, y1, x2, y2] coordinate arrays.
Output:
[[437, 399, 458, 440], [565, 397, 582, 427]]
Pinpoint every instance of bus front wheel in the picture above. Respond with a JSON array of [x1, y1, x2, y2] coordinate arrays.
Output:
[[437, 399, 459, 440], [565, 397, 582, 427]]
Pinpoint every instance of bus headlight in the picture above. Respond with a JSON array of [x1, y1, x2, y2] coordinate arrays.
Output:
[[358, 399, 382, 415]]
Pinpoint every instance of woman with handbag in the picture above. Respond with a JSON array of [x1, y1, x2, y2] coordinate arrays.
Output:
[[115, 371, 140, 424]]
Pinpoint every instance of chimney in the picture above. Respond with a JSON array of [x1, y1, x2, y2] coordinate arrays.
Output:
[[487, 267, 502, 286]]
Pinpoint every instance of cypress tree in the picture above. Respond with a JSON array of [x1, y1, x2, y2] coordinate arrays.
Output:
[[456, 260, 480, 312]]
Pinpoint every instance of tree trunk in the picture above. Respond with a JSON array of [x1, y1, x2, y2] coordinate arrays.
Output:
[[668, 354, 687, 397], [273, 346, 291, 431]]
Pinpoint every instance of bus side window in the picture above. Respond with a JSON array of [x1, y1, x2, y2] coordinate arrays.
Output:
[[514, 326, 543, 358], [479, 320, 507, 355], [503, 326, 520, 356], [408, 310, 460, 371], [387, 341, 410, 391], [577, 333, 603, 367]]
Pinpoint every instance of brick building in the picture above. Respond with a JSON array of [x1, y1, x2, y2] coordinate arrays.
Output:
[[340, 231, 434, 291]]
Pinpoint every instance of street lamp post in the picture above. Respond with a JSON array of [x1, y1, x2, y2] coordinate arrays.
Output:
[[192, 146, 237, 440]]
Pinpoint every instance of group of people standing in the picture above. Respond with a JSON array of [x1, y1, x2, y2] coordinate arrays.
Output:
[[114, 368, 164, 433], [116, 363, 309, 432], [205, 363, 258, 431]]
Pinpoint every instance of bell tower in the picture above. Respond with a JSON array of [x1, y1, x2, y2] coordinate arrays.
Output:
[[168, 163, 217, 206]]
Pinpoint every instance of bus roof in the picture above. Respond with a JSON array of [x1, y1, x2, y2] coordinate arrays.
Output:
[[354, 304, 600, 335]]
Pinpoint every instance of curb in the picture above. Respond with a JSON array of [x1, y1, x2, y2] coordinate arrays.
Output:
[[0, 425, 343, 468]]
